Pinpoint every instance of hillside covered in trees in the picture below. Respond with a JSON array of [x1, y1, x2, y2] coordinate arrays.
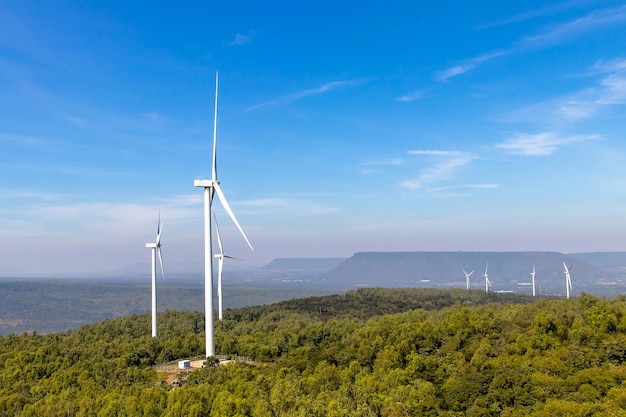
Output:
[[2, 288, 626, 416]]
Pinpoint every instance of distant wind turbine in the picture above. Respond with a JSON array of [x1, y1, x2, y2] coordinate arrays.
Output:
[[462, 269, 474, 290], [213, 212, 242, 321], [531, 265, 536, 297], [563, 262, 573, 300], [194, 72, 254, 357], [145, 212, 165, 338], [483, 263, 492, 293]]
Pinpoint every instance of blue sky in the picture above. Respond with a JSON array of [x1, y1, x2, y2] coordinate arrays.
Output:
[[1, 0, 626, 275]]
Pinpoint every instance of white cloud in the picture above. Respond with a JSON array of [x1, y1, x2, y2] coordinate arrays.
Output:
[[401, 150, 476, 191], [475, 0, 595, 29], [227, 33, 252, 46], [396, 90, 424, 102], [429, 184, 499, 191], [495, 132, 599, 156], [494, 63, 626, 124], [244, 79, 369, 112], [0, 192, 206, 242], [408, 150, 462, 156], [597, 75, 626, 104], [239, 196, 339, 217], [358, 158, 405, 175], [424, 183, 499, 198], [436, 65, 474, 83], [240, 198, 286, 207], [0, 133, 56, 149], [521, 5, 626, 47], [557, 73, 626, 120], [359, 158, 405, 167], [435, 51, 509, 82], [592, 57, 626, 74], [438, 6, 626, 83]]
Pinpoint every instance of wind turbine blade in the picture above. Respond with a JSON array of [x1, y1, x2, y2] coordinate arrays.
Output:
[[214, 182, 254, 251], [485, 263, 488, 274], [563, 262, 568, 273], [158, 247, 165, 283], [462, 269, 467, 275], [212, 72, 219, 181], [213, 212, 224, 255], [156, 221, 163, 246], [469, 270, 474, 276], [224, 255, 243, 260]]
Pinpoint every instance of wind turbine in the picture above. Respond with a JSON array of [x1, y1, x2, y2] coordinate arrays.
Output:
[[482, 263, 492, 293], [563, 262, 573, 300], [531, 265, 536, 297], [146, 212, 165, 338], [462, 269, 474, 290], [194, 72, 254, 357], [214, 212, 241, 321]]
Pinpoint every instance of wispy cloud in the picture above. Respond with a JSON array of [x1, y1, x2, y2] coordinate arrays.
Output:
[[558, 73, 626, 120], [227, 33, 252, 46], [408, 150, 461, 156], [438, 5, 626, 82], [495, 132, 600, 156], [426, 183, 499, 197], [520, 5, 626, 47], [0, 188, 68, 202], [475, 0, 600, 29], [359, 158, 405, 175], [435, 51, 509, 82], [430, 184, 499, 191], [0, 132, 64, 151], [592, 57, 626, 74], [240, 196, 339, 216], [239, 198, 286, 207], [0, 161, 127, 176], [0, 191, 209, 242], [243, 79, 369, 112], [494, 61, 626, 123], [401, 150, 476, 191], [396, 90, 425, 102]]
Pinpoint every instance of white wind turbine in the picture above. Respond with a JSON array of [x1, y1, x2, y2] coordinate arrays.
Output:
[[214, 212, 241, 321], [531, 265, 536, 297], [482, 263, 492, 293], [563, 262, 573, 300], [194, 72, 254, 357], [146, 212, 165, 338], [462, 269, 474, 290]]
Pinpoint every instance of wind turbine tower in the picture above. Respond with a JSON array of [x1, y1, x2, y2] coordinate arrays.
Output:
[[563, 262, 573, 300], [146, 213, 165, 338], [531, 265, 536, 297], [194, 72, 254, 357], [214, 213, 241, 321], [462, 269, 474, 290], [482, 263, 491, 293]]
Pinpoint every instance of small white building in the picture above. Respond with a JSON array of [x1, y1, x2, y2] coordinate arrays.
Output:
[[178, 360, 191, 369]]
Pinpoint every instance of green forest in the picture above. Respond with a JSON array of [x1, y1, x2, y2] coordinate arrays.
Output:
[[2, 288, 626, 416]]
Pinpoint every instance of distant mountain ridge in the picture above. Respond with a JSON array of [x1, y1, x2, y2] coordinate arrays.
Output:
[[260, 251, 625, 296], [567, 252, 626, 272], [260, 258, 347, 271]]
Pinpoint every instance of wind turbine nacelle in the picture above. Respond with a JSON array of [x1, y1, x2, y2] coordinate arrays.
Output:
[[146, 243, 157, 248], [194, 179, 218, 187]]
